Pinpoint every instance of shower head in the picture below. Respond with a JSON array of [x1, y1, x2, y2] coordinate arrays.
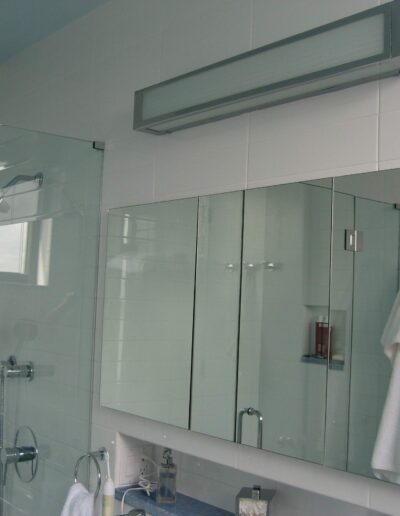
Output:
[[1, 173, 43, 190], [0, 173, 44, 213]]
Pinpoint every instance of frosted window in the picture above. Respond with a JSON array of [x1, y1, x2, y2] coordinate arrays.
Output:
[[0, 222, 28, 274]]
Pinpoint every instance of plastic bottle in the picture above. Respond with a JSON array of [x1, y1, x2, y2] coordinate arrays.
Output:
[[102, 452, 115, 516], [315, 315, 325, 356], [156, 448, 177, 504]]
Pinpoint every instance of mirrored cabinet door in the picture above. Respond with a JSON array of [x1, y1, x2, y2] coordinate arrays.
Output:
[[236, 181, 332, 463], [100, 198, 198, 428], [190, 191, 243, 440]]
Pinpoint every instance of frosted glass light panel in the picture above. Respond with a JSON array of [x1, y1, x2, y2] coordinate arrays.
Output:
[[190, 191, 243, 440], [236, 181, 332, 463], [334, 170, 400, 479], [101, 198, 198, 428], [134, 2, 400, 133]]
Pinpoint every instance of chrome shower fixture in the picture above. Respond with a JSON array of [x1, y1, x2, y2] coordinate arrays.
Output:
[[0, 173, 44, 213], [1, 173, 43, 191]]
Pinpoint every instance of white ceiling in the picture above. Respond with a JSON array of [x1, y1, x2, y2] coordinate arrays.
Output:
[[0, 0, 110, 62]]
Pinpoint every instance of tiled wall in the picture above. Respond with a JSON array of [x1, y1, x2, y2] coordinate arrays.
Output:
[[1, 0, 400, 514]]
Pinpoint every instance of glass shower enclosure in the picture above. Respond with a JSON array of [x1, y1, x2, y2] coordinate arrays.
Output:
[[0, 125, 102, 515]]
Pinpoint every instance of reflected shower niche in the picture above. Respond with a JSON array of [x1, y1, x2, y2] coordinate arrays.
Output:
[[100, 168, 400, 485]]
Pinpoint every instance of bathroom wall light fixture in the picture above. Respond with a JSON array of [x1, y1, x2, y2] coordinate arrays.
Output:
[[134, 1, 400, 134]]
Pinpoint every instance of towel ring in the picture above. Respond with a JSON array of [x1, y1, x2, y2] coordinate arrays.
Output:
[[73, 448, 106, 499]]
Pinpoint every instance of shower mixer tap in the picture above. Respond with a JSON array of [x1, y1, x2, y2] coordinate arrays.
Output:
[[0, 427, 38, 486], [0, 445, 37, 486], [1, 356, 34, 380]]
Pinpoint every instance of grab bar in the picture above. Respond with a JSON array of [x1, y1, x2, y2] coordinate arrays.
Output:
[[237, 407, 263, 449], [74, 447, 106, 499]]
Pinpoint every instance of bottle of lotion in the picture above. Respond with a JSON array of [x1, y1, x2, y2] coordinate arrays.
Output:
[[102, 452, 115, 516]]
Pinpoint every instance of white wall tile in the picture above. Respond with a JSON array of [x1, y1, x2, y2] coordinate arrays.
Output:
[[379, 109, 400, 170], [252, 0, 379, 48], [154, 116, 249, 200], [248, 83, 379, 187], [159, 0, 252, 79]]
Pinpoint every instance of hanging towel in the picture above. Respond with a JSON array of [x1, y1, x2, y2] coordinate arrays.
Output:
[[61, 482, 94, 516], [371, 291, 400, 483]]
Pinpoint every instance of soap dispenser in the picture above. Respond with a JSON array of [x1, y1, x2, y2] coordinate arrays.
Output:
[[156, 448, 177, 504]]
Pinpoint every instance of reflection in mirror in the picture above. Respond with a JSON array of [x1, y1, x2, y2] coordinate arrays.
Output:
[[190, 191, 243, 440], [100, 199, 198, 428], [0, 176, 53, 286], [236, 181, 332, 463], [333, 170, 400, 479]]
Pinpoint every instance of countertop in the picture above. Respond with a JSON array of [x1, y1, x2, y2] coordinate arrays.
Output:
[[115, 487, 234, 516]]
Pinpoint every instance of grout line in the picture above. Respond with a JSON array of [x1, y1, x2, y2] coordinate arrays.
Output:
[[377, 80, 381, 171], [250, 0, 255, 49], [245, 0, 254, 191]]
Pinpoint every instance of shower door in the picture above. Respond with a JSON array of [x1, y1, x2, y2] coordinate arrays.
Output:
[[0, 125, 102, 515]]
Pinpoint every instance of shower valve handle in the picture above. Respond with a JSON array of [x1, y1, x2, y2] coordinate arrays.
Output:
[[0, 446, 38, 485]]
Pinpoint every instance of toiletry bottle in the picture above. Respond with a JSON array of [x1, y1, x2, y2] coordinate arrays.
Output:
[[315, 315, 324, 356], [102, 452, 115, 516], [156, 448, 177, 504], [321, 315, 330, 359]]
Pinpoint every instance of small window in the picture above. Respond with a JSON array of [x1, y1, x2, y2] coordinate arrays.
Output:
[[0, 222, 28, 274], [0, 218, 53, 285]]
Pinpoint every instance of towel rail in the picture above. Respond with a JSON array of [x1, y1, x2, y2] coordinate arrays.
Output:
[[73, 447, 106, 499]]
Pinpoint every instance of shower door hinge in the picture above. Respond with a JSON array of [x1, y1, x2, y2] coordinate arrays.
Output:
[[345, 229, 363, 252], [92, 141, 105, 151]]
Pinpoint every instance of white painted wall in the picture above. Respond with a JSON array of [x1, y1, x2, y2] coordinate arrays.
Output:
[[1, 0, 400, 514]]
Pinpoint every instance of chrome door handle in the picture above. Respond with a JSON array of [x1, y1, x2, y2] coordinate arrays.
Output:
[[236, 407, 263, 449]]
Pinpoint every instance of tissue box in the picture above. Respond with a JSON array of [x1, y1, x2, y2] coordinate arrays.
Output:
[[235, 486, 275, 516]]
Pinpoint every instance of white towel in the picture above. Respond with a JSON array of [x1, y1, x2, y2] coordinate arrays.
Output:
[[371, 291, 400, 483], [61, 482, 94, 516]]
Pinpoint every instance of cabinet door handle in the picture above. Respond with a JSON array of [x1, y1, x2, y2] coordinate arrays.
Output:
[[236, 407, 263, 449]]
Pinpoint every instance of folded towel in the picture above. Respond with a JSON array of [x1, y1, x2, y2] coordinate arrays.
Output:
[[61, 482, 94, 516], [371, 291, 400, 483], [381, 291, 400, 360]]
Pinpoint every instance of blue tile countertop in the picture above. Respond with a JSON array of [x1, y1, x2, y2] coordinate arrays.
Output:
[[115, 487, 234, 516]]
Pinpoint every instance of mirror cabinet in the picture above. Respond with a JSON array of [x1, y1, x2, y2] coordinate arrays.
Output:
[[100, 169, 400, 483]]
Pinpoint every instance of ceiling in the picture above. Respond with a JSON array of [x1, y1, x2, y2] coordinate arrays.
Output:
[[0, 0, 110, 62]]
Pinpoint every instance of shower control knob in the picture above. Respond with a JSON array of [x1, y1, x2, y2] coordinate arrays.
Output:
[[0, 426, 39, 486], [0, 446, 37, 485]]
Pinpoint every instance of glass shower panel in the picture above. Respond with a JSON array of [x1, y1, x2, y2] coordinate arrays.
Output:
[[0, 125, 102, 515], [190, 191, 243, 440], [236, 181, 332, 462], [100, 198, 198, 429]]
